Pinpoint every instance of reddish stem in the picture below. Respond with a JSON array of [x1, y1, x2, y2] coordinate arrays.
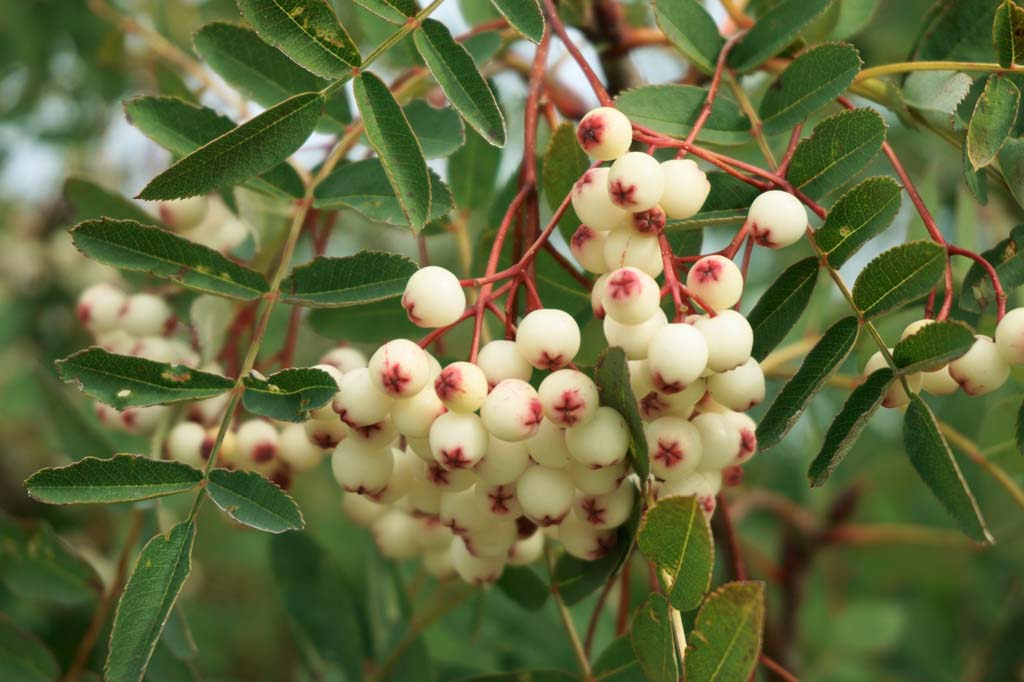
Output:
[[543, 241, 593, 290], [717, 494, 747, 581], [777, 123, 803, 175], [541, 0, 614, 106], [761, 654, 801, 682], [948, 245, 1008, 319], [680, 32, 746, 154], [659, 232, 688, 321], [616, 563, 631, 636]]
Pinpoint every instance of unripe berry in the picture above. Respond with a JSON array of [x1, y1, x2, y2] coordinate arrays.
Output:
[[647, 324, 708, 393], [319, 345, 368, 373], [707, 357, 765, 410], [694, 310, 753, 373], [464, 520, 518, 559], [602, 227, 664, 277], [591, 273, 609, 319], [424, 460, 476, 492], [368, 339, 430, 398], [627, 205, 667, 236], [948, 335, 1011, 396], [692, 412, 742, 471], [157, 196, 209, 230], [995, 307, 1024, 365], [332, 367, 395, 428], [402, 266, 466, 328], [429, 411, 488, 469], [516, 465, 574, 526], [304, 416, 348, 450], [659, 159, 711, 219], [516, 309, 580, 370], [278, 422, 325, 473], [645, 416, 703, 481], [572, 167, 627, 231], [576, 106, 633, 160], [525, 418, 573, 468], [864, 350, 922, 407], [475, 435, 531, 486], [235, 419, 280, 474], [371, 510, 421, 560], [507, 529, 545, 566], [724, 411, 758, 465], [450, 536, 504, 584], [371, 447, 419, 504], [607, 152, 664, 212], [435, 361, 488, 413], [565, 406, 630, 468], [568, 459, 627, 496], [345, 416, 397, 452], [659, 471, 722, 518], [475, 482, 522, 519], [77, 283, 126, 334], [413, 514, 454, 551], [574, 479, 635, 529], [686, 255, 743, 312], [341, 491, 388, 527], [538, 369, 600, 427], [310, 364, 346, 420], [746, 190, 808, 248], [481, 379, 544, 441], [570, 225, 611, 274], [331, 443, 393, 495], [603, 309, 667, 360], [558, 511, 617, 560], [441, 487, 491, 536], [601, 267, 660, 324], [477, 339, 533, 387], [391, 384, 447, 438], [166, 421, 206, 468], [119, 293, 174, 337]]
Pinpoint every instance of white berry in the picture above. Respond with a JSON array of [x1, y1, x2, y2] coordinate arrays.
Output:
[[565, 406, 630, 468], [659, 471, 722, 518], [558, 511, 617, 560], [516, 309, 580, 370], [331, 443, 393, 495], [686, 255, 743, 312], [747, 190, 808, 248], [278, 422, 325, 473], [508, 530, 545, 566], [318, 345, 368, 373], [570, 225, 610, 274], [538, 369, 600, 427], [627, 205, 667, 236], [694, 310, 753, 373], [450, 536, 504, 584], [304, 416, 348, 450], [516, 465, 574, 526], [429, 411, 488, 470], [647, 323, 708, 394], [645, 416, 703, 481], [368, 339, 430, 398], [574, 478, 635, 531], [481, 378, 544, 442], [948, 335, 1011, 396], [995, 307, 1024, 365], [569, 459, 627, 496], [166, 421, 205, 468], [659, 159, 710, 219], [572, 167, 627, 231], [158, 196, 209, 230], [607, 152, 664, 212], [119, 293, 173, 337], [474, 482, 522, 520], [77, 283, 126, 334], [602, 226, 664, 277], [525, 418, 573, 468], [424, 460, 476, 492], [402, 266, 466, 328], [576, 106, 633, 160], [341, 492, 388, 527], [864, 350, 922, 408], [391, 385, 447, 438], [464, 520, 518, 559], [475, 435, 530, 486], [708, 357, 765, 410], [434, 361, 489, 413], [591, 273, 609, 319], [692, 412, 742, 472], [604, 308, 667, 361], [477, 339, 533, 387], [332, 367, 394, 428], [235, 419, 280, 474], [601, 267, 661, 324], [371, 510, 420, 560]]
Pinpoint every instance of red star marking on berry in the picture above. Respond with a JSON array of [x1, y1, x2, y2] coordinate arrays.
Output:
[[353, 422, 383, 439], [524, 398, 544, 428], [162, 315, 177, 336], [434, 367, 461, 400], [538, 351, 565, 369], [594, 533, 617, 558], [700, 495, 716, 515], [607, 269, 640, 300], [553, 389, 586, 425], [576, 115, 605, 150], [76, 303, 91, 325], [401, 293, 422, 324], [516, 516, 538, 538], [441, 446, 472, 469], [535, 510, 568, 527], [723, 465, 744, 487], [750, 222, 777, 247], [693, 259, 723, 284], [487, 486, 515, 514], [252, 443, 275, 463], [311, 432, 338, 449], [200, 436, 216, 460], [380, 362, 411, 395], [581, 497, 606, 525], [571, 226, 595, 250], [120, 411, 137, 429], [575, 169, 597, 195], [652, 371, 684, 394], [653, 438, 684, 468], [631, 207, 665, 234], [737, 428, 757, 460], [426, 462, 450, 486], [609, 179, 637, 208], [639, 391, 667, 420]]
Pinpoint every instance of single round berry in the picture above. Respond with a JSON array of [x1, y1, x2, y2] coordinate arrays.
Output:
[[565, 406, 630, 468], [422, 548, 456, 579], [345, 416, 397, 452], [475, 434, 531, 486], [525, 418, 573, 468], [686, 255, 743, 312], [538, 369, 600, 427], [638, 378, 706, 421], [572, 167, 627, 231], [331, 443, 393, 495], [864, 350, 923, 407], [725, 411, 758, 465], [628, 205, 667, 236], [601, 266, 661, 324], [441, 487, 491, 536], [77, 283, 126, 334], [371, 510, 421, 560], [645, 416, 704, 481], [603, 309, 667, 360], [602, 227, 664, 277], [507, 529, 545, 566], [692, 412, 742, 472], [477, 339, 533, 387], [570, 224, 611, 274], [746, 190, 808, 248], [332, 367, 395, 428], [516, 465, 575, 526], [659, 159, 710, 219], [574, 479, 635, 529], [119, 293, 174, 337], [157, 196, 209, 230], [391, 384, 447, 438], [900, 318, 933, 341], [591, 273, 609, 319], [995, 307, 1024, 365], [516, 309, 580, 370], [235, 419, 280, 474], [450, 536, 504, 584], [607, 152, 664, 212], [694, 310, 753, 373], [413, 514, 453, 551], [576, 106, 633, 160], [279, 422, 325, 473], [211, 428, 238, 468], [464, 519, 519, 559], [948, 335, 1011, 396], [647, 323, 708, 394], [435, 361, 489, 413], [569, 459, 628, 496], [708, 357, 765, 410], [481, 378, 544, 442], [166, 421, 205, 468], [628, 359, 656, 401], [921, 365, 959, 395], [474, 482, 522, 520], [368, 339, 430, 398], [429, 411, 489, 469], [341, 492, 389, 527], [424, 460, 476, 492], [319, 346, 368, 373], [372, 447, 420, 505], [308, 364, 346, 420], [659, 471, 722, 518], [402, 266, 466, 328], [304, 416, 348, 450], [405, 470, 442, 515], [558, 511, 617, 560]]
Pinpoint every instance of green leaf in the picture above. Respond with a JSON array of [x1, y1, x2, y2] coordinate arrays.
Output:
[[594, 347, 649, 481], [0, 514, 101, 606], [238, 0, 360, 78], [851, 241, 947, 320], [684, 581, 765, 682], [313, 159, 452, 225], [967, 75, 1020, 170], [242, 368, 336, 422], [615, 85, 751, 146], [760, 43, 862, 134], [39, 373, 119, 462], [490, 0, 544, 43], [414, 19, 506, 146], [455, 674, 578, 682], [542, 121, 590, 239], [999, 139, 1024, 211], [913, 0, 998, 63], [816, 176, 902, 267], [71, 219, 269, 300], [747, 257, 818, 361], [637, 496, 713, 612], [124, 96, 304, 199], [827, 0, 881, 40], [994, 0, 1024, 67], [354, 72, 432, 231], [1017, 401, 1024, 456], [25, 455, 203, 505], [594, 636, 643, 681], [281, 251, 417, 307], [728, 0, 836, 73], [138, 92, 323, 200], [205, 468, 304, 533], [64, 177, 161, 226], [757, 316, 859, 451], [786, 108, 886, 198], [56, 347, 234, 409], [193, 21, 349, 130], [449, 126, 502, 211], [893, 320, 975, 373], [0, 612, 60, 682], [808, 368, 893, 486], [106, 521, 196, 682], [960, 224, 1024, 313], [353, 0, 416, 23], [308, 299, 420, 342], [904, 396, 992, 543], [654, 0, 724, 74], [495, 565, 549, 611], [630, 593, 677, 682], [404, 100, 465, 159], [269, 533, 368, 682]]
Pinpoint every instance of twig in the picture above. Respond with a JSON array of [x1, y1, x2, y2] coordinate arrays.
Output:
[[939, 420, 1024, 513], [545, 547, 593, 678], [761, 654, 801, 682]]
